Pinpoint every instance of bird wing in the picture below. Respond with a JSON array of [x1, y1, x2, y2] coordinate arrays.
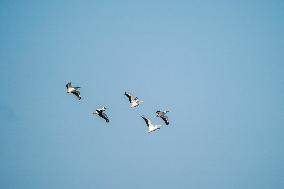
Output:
[[101, 112, 109, 123], [66, 82, 71, 89], [142, 116, 151, 127], [161, 115, 169, 125], [125, 92, 134, 102], [71, 90, 81, 100]]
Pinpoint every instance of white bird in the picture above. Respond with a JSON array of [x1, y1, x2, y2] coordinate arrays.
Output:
[[66, 82, 81, 100], [124, 92, 143, 108], [141, 116, 161, 133], [156, 110, 170, 125], [92, 107, 109, 123]]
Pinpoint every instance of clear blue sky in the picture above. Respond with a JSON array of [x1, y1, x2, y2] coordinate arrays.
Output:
[[1, 0, 284, 188]]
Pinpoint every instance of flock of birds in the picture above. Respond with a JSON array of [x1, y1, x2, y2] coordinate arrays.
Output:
[[66, 82, 171, 133]]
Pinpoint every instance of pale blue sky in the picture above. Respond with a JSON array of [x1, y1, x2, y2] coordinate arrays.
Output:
[[0, 0, 284, 189]]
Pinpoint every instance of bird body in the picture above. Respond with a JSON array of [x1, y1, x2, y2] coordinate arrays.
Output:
[[156, 110, 170, 125], [93, 107, 109, 123], [130, 100, 140, 108], [66, 82, 81, 100], [125, 92, 143, 108], [141, 116, 161, 133]]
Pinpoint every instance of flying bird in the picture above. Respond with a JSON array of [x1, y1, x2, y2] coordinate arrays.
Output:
[[92, 107, 110, 123], [156, 110, 170, 125], [66, 82, 81, 100], [141, 116, 161, 133], [124, 92, 143, 108]]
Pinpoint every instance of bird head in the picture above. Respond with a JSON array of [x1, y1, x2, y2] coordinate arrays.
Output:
[[156, 111, 160, 116]]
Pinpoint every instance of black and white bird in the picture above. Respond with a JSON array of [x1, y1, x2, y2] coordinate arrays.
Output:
[[141, 116, 161, 133], [66, 82, 81, 100], [92, 107, 110, 123], [124, 92, 143, 108], [156, 110, 170, 125]]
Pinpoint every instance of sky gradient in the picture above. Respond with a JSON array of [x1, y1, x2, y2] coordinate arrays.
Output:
[[1, 0, 284, 189]]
